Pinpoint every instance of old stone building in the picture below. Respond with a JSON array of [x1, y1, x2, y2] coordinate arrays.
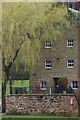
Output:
[[29, 2, 80, 94], [64, 1, 80, 11], [30, 18, 79, 94]]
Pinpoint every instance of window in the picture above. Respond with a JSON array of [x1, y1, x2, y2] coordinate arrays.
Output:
[[68, 4, 74, 9], [40, 82, 46, 90], [67, 60, 74, 68], [67, 39, 73, 47], [71, 81, 78, 89], [45, 40, 51, 48], [45, 60, 51, 69]]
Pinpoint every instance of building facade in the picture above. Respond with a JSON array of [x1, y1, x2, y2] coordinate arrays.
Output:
[[30, 4, 79, 94], [64, 1, 80, 11]]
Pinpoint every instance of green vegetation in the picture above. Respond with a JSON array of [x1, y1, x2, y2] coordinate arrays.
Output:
[[58, 77, 68, 87], [6, 80, 29, 94], [0, 80, 29, 99], [1, 115, 79, 120], [1, 118, 79, 120], [2, 2, 70, 112]]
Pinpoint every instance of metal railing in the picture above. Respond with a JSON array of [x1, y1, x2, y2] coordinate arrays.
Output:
[[7, 86, 74, 95]]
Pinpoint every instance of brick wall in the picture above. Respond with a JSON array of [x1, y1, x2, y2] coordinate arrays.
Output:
[[6, 95, 78, 116], [30, 24, 78, 94]]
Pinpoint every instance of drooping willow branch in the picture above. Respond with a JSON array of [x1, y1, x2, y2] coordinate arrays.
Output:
[[8, 32, 33, 68]]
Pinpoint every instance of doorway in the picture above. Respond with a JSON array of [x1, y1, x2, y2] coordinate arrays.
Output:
[[53, 77, 59, 88]]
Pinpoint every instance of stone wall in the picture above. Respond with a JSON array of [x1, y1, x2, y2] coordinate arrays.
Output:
[[6, 94, 78, 116]]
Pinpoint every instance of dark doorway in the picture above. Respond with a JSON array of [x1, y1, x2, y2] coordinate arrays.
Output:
[[53, 78, 59, 87]]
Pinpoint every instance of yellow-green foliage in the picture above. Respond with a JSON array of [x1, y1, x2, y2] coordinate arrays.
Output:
[[2, 2, 69, 72]]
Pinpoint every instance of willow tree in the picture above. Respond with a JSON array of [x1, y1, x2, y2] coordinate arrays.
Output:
[[2, 2, 69, 112]]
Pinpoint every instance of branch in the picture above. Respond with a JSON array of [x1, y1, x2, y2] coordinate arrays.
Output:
[[8, 40, 24, 68], [8, 32, 33, 68], [69, 86, 80, 107], [2, 53, 6, 70]]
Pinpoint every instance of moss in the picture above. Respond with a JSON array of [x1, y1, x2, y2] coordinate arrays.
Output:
[[6, 109, 17, 115], [57, 110, 72, 117], [40, 111, 56, 116]]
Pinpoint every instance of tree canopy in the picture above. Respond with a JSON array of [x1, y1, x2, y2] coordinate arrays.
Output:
[[2, 2, 70, 81]]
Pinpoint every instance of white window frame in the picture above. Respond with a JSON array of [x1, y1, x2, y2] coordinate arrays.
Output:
[[67, 60, 74, 68], [45, 40, 51, 48], [71, 81, 78, 89], [45, 60, 52, 69], [67, 39, 73, 47], [40, 82, 46, 90]]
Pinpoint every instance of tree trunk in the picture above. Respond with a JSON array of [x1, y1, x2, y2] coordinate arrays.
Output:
[[2, 66, 10, 113], [2, 82, 6, 113], [9, 77, 12, 94], [78, 101, 80, 116]]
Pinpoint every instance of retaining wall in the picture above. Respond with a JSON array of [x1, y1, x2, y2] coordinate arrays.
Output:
[[6, 94, 78, 116]]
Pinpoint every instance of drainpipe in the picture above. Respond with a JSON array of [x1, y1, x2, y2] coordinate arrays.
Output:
[[68, 0, 69, 8], [49, 88, 52, 95]]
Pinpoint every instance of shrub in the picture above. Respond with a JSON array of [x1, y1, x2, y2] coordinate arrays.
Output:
[[57, 110, 71, 117], [6, 109, 30, 115], [58, 77, 68, 88], [6, 109, 17, 115], [41, 111, 56, 116]]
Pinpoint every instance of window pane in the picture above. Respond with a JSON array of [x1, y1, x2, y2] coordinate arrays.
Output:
[[68, 60, 74, 68], [46, 60, 51, 68], [67, 39, 73, 47], [72, 81, 78, 88], [41, 82, 46, 89], [45, 41, 51, 48]]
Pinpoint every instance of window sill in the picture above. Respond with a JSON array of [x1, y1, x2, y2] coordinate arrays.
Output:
[[72, 88, 78, 89], [67, 46, 73, 47], [45, 47, 51, 49], [67, 67, 74, 68], [40, 88, 47, 90], [45, 67, 51, 69]]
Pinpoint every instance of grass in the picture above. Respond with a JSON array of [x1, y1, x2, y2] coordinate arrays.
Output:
[[2, 118, 79, 120], [1, 115, 79, 120], [0, 80, 29, 100], [6, 80, 29, 95]]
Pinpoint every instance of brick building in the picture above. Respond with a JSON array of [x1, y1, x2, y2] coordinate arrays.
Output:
[[30, 24, 79, 94], [30, 3, 79, 94], [64, 1, 80, 11]]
